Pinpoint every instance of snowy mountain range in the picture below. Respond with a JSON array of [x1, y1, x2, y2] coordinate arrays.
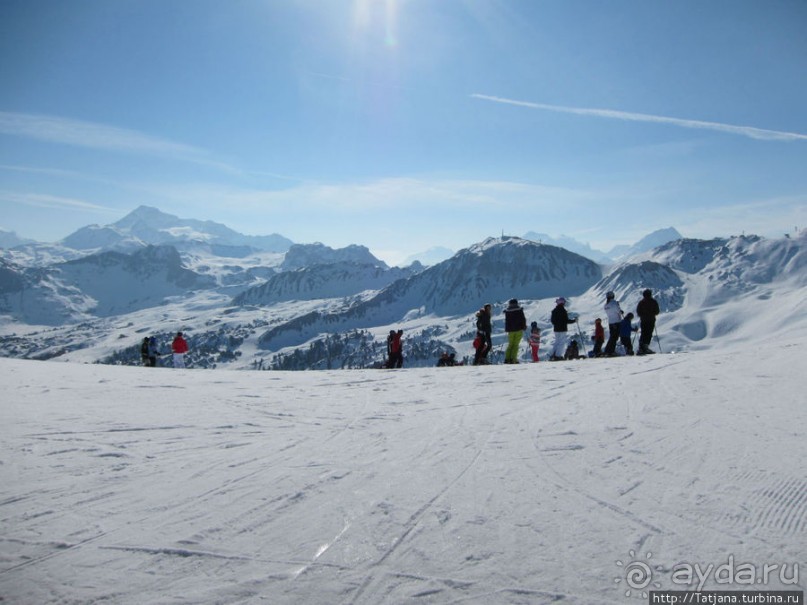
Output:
[[64, 205, 294, 254], [1, 206, 804, 370]]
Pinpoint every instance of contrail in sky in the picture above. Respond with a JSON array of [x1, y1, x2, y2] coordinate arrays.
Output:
[[472, 94, 807, 142]]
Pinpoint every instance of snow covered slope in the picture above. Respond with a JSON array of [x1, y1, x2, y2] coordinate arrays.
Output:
[[1, 332, 804, 604], [0, 246, 217, 325]]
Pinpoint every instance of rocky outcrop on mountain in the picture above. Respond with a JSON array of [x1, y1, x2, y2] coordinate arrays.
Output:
[[233, 262, 414, 305], [280, 243, 387, 271]]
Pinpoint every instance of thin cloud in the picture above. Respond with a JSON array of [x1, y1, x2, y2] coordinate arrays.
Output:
[[0, 112, 239, 171], [0, 191, 117, 213], [0, 164, 84, 179], [472, 94, 807, 142], [142, 177, 594, 216]]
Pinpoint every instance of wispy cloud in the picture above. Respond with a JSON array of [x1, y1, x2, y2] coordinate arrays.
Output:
[[471, 94, 807, 142], [0, 112, 239, 171], [141, 177, 594, 217], [0, 191, 117, 213], [0, 163, 85, 179]]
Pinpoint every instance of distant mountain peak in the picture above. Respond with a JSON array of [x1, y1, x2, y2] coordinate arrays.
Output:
[[522, 232, 612, 263], [0, 229, 36, 249], [114, 205, 178, 229], [61, 205, 294, 254], [402, 246, 454, 267], [608, 227, 683, 260], [634, 227, 683, 249]]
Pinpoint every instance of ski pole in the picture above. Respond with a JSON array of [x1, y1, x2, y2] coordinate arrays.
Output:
[[575, 318, 585, 344], [654, 326, 663, 353]]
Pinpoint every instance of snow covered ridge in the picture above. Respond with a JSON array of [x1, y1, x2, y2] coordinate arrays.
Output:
[[66, 205, 294, 254], [233, 263, 417, 306], [1, 334, 804, 603], [1, 232, 805, 370]]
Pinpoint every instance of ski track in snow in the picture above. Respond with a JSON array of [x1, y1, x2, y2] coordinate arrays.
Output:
[[1, 341, 806, 604]]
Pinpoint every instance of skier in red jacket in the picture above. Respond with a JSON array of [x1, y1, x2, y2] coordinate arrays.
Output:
[[171, 332, 189, 368]]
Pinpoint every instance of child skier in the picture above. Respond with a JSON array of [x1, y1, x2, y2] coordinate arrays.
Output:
[[528, 322, 541, 362], [592, 318, 605, 357], [619, 313, 638, 356]]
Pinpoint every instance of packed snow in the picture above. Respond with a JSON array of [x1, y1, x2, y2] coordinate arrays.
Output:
[[2, 327, 805, 603], [2, 212, 806, 602]]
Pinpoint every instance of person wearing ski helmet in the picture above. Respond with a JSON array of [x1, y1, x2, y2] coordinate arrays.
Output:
[[549, 297, 576, 360], [603, 291, 623, 357], [503, 299, 527, 364], [636, 288, 660, 355]]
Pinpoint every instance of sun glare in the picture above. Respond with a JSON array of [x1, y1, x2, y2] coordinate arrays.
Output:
[[352, 0, 399, 47]]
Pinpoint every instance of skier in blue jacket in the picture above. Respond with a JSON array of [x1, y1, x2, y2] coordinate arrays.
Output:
[[619, 313, 638, 356]]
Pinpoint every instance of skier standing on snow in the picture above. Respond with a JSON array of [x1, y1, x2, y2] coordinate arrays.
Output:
[[503, 299, 527, 364], [147, 336, 162, 367], [171, 332, 189, 368], [140, 337, 150, 366], [528, 322, 541, 362], [564, 339, 584, 360], [549, 298, 577, 361], [603, 291, 624, 357], [387, 329, 404, 368], [386, 330, 395, 368], [473, 304, 493, 365], [619, 313, 638, 355], [636, 289, 660, 355], [592, 318, 605, 357]]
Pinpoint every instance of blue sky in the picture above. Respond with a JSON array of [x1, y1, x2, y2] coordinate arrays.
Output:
[[1, 0, 806, 265]]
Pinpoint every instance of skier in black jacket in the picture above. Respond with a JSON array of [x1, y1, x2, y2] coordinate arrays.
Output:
[[636, 289, 660, 354], [473, 304, 493, 365], [503, 299, 527, 364], [549, 298, 577, 360]]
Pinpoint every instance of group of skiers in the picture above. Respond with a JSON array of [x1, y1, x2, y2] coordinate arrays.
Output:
[[599, 289, 660, 357], [472, 289, 660, 364], [139, 293, 658, 370], [139, 332, 189, 368]]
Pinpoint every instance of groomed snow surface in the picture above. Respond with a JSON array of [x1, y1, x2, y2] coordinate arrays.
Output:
[[2, 337, 805, 604]]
